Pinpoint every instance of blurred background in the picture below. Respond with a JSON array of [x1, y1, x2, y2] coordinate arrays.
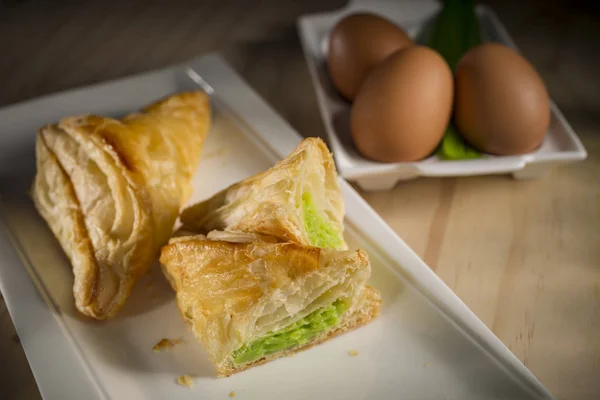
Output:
[[0, 1, 598, 399], [0, 0, 598, 134]]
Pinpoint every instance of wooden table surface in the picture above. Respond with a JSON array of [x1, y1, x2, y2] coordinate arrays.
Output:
[[0, 1, 598, 399]]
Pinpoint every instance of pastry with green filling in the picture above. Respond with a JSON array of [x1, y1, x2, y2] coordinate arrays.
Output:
[[180, 137, 347, 250], [160, 233, 381, 376]]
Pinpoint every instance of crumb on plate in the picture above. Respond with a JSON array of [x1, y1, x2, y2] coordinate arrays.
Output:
[[423, 362, 430, 368], [229, 391, 236, 397], [348, 350, 358, 357], [153, 338, 183, 352], [177, 375, 194, 388]]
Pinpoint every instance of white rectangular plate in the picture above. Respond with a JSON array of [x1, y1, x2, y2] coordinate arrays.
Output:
[[0, 54, 554, 399], [297, 0, 587, 191]]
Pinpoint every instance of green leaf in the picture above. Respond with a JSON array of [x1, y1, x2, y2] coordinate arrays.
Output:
[[436, 124, 481, 160], [428, 0, 482, 161]]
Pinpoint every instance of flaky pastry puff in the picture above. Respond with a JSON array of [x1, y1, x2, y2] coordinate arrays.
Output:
[[180, 137, 347, 249], [32, 91, 210, 319], [160, 234, 380, 376]]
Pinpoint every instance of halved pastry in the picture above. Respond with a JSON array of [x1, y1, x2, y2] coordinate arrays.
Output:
[[180, 137, 347, 249], [32, 91, 211, 319], [160, 234, 381, 376]]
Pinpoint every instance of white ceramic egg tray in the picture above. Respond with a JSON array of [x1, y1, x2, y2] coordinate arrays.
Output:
[[298, 0, 587, 191]]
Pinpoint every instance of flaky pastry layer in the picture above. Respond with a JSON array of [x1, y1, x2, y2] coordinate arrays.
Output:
[[160, 235, 373, 370], [180, 137, 346, 249], [32, 91, 210, 319]]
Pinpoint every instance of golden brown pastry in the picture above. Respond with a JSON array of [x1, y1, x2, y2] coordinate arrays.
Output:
[[160, 234, 380, 377], [32, 91, 211, 319], [180, 137, 347, 249]]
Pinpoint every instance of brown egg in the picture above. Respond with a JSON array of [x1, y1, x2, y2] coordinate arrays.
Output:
[[351, 46, 453, 163], [454, 43, 551, 155], [328, 13, 412, 101]]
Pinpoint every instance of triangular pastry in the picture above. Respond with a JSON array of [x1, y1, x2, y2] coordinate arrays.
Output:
[[160, 234, 380, 376], [180, 137, 347, 250], [32, 91, 211, 319]]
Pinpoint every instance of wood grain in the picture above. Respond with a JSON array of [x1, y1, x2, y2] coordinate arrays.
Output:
[[0, 1, 598, 399]]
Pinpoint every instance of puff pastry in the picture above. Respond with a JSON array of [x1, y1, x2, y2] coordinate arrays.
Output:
[[32, 91, 211, 319], [180, 137, 347, 249], [160, 234, 381, 376]]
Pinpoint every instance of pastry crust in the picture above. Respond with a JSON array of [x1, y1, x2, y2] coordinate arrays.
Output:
[[180, 137, 346, 249], [32, 91, 211, 319], [217, 285, 381, 377], [160, 235, 378, 375]]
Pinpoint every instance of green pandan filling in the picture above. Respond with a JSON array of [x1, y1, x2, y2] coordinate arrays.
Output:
[[232, 299, 347, 365], [302, 192, 344, 249]]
